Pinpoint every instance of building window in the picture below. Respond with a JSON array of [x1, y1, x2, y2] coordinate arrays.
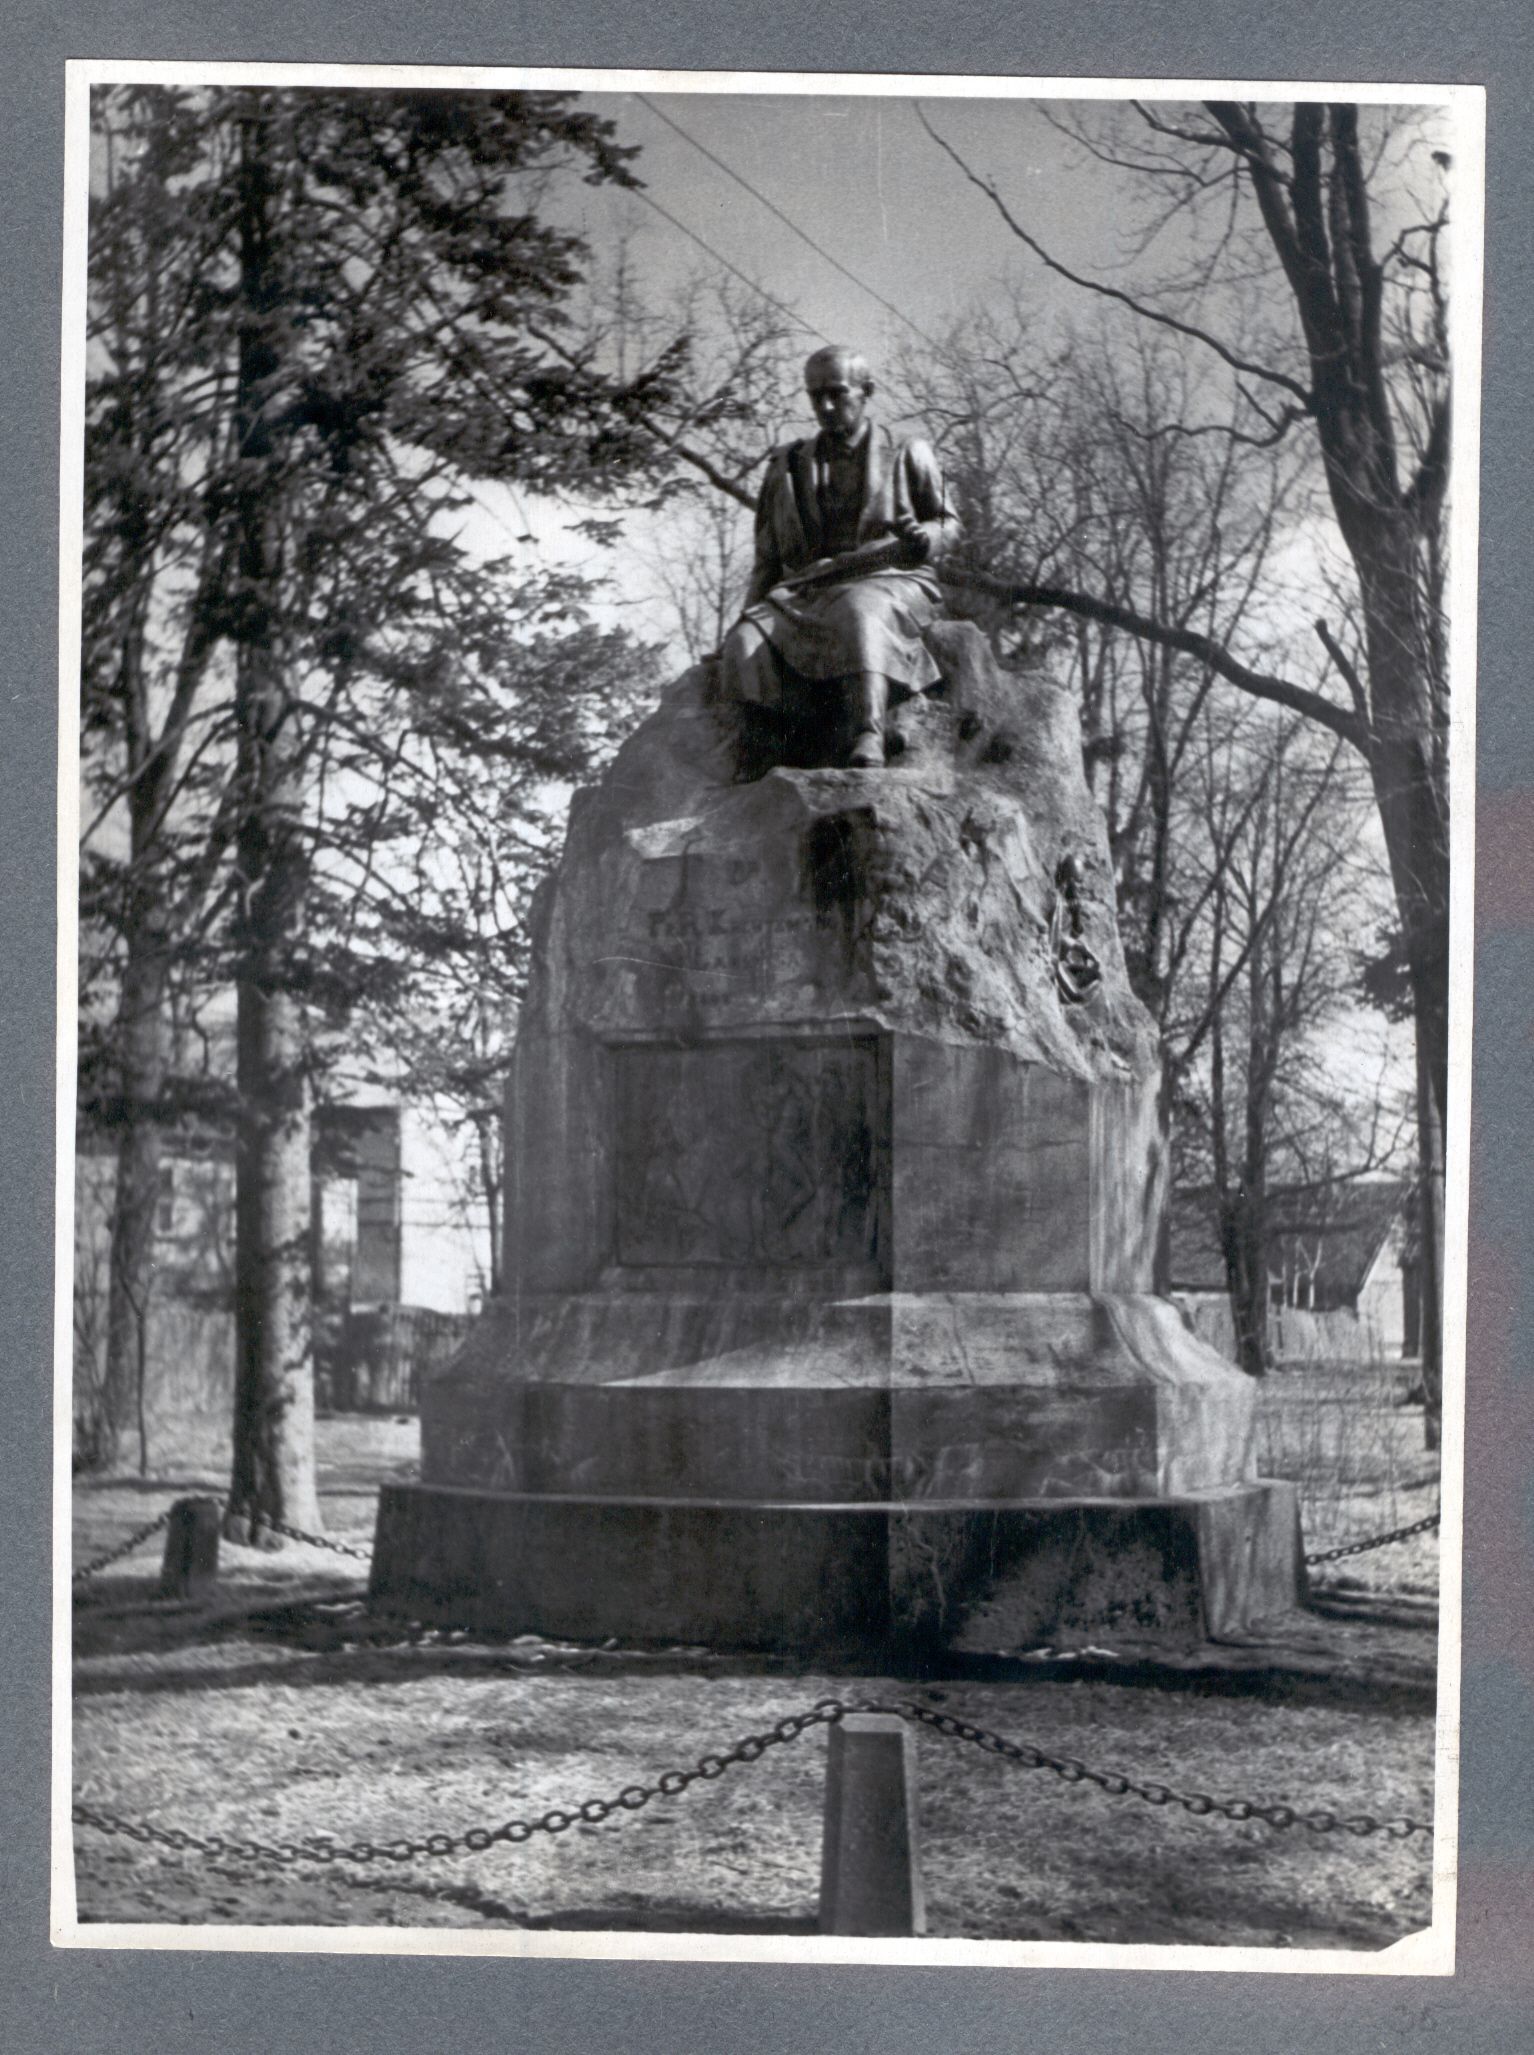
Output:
[[155, 1162, 176, 1236]]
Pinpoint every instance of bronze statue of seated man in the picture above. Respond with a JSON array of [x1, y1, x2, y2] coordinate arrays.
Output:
[[719, 346, 961, 771]]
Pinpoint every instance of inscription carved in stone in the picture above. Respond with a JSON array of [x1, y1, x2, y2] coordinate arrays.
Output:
[[613, 1038, 880, 1268], [644, 905, 817, 988]]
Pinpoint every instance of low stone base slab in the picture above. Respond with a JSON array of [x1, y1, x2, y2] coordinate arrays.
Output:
[[369, 1478, 1304, 1657]]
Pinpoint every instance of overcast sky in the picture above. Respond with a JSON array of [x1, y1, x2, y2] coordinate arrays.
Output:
[[465, 89, 1452, 633], [570, 90, 1125, 365], [462, 90, 1140, 595], [467, 92, 1163, 619], [577, 87, 1451, 366]]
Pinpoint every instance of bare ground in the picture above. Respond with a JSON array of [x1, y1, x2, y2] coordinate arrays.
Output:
[[69, 1413, 1441, 1949]]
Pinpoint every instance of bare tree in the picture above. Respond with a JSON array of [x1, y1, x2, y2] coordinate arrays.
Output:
[[913, 99, 1453, 1437], [1169, 708, 1403, 1373], [638, 484, 754, 665], [890, 280, 1411, 1379], [896, 316, 1309, 1030]]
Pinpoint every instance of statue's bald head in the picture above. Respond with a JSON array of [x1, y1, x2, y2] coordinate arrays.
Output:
[[804, 347, 875, 446], [804, 345, 874, 395]]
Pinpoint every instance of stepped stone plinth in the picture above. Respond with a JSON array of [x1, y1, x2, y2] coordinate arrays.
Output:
[[371, 624, 1303, 1654]]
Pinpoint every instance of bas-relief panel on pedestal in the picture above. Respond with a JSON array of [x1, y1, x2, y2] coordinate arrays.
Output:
[[612, 1037, 881, 1270]]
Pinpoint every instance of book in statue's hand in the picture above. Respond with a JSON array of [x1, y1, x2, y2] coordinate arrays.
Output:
[[775, 534, 912, 590]]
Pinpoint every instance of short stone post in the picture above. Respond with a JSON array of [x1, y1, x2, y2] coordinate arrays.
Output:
[[158, 1496, 222, 1600], [818, 1712, 925, 1936]]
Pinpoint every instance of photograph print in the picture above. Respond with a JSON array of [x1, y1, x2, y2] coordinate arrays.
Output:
[[58, 65, 1479, 1968]]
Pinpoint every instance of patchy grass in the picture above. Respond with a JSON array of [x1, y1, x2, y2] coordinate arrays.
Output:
[[70, 1612, 1435, 1946], [69, 1414, 1440, 1948]]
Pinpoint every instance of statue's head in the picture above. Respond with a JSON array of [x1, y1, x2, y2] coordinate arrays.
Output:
[[804, 346, 873, 444]]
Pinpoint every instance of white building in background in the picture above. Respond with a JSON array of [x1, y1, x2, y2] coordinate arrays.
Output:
[[314, 1098, 492, 1317], [1168, 1177, 1421, 1368], [75, 1089, 493, 1455]]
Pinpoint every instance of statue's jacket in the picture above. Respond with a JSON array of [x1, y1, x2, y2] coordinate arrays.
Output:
[[745, 426, 960, 603], [729, 427, 962, 702]]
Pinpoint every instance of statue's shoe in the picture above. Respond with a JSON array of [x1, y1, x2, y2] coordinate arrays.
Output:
[[848, 729, 886, 769]]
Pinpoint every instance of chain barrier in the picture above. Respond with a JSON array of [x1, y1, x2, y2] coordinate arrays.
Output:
[[71, 1700, 846, 1868], [861, 1698, 1432, 1839], [258, 1514, 373, 1563], [76, 1494, 1439, 1583], [1304, 1510, 1440, 1568], [72, 1496, 371, 1585], [71, 1508, 174, 1585], [72, 1693, 1431, 1867]]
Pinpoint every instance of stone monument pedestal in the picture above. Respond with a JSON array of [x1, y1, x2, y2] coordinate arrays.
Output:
[[371, 625, 1305, 1654], [372, 1283, 1302, 1655]]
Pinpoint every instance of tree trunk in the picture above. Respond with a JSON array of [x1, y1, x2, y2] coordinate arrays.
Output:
[[1415, 1033, 1445, 1452], [90, 666, 175, 1471], [228, 949, 321, 1538], [1221, 1188, 1270, 1380], [94, 953, 167, 1472], [1350, 538, 1450, 1135], [476, 1109, 502, 1297], [223, 100, 323, 1542], [1209, 908, 1266, 1379], [86, 568, 223, 1472], [226, 632, 320, 1538], [1343, 535, 1447, 1453]]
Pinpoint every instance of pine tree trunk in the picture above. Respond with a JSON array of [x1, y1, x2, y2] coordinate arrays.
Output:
[[227, 962, 321, 1539], [226, 631, 321, 1539], [88, 580, 222, 1473], [223, 99, 322, 1543], [94, 973, 165, 1471], [92, 791, 172, 1471], [98, 1040, 162, 1469]]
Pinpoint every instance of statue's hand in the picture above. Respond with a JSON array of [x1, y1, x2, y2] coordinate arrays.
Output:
[[773, 559, 837, 598], [894, 517, 932, 566]]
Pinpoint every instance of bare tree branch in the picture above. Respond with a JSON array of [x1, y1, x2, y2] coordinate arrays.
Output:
[[671, 438, 758, 509], [1313, 617, 1369, 721], [1130, 100, 1292, 179], [939, 563, 1367, 751], [915, 103, 1313, 407]]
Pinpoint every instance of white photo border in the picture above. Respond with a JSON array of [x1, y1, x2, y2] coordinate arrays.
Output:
[[52, 60, 1484, 1974]]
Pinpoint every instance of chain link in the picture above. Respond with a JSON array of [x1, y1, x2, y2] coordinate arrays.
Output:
[[72, 1509, 173, 1585], [861, 1699, 1432, 1840], [1305, 1510, 1440, 1567], [258, 1514, 372, 1562], [72, 1496, 371, 1580], [72, 1693, 1432, 1869], [71, 1700, 847, 1868]]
